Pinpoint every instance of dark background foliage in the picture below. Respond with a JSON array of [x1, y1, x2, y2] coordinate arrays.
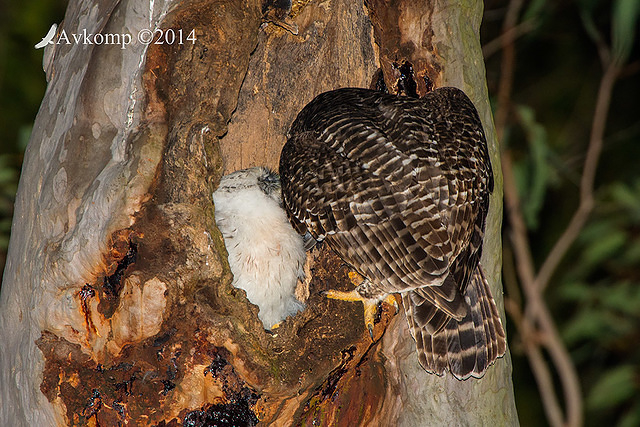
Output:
[[0, 0, 638, 425], [483, 0, 640, 425]]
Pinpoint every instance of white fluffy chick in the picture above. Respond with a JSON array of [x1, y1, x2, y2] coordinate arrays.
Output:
[[212, 167, 306, 329]]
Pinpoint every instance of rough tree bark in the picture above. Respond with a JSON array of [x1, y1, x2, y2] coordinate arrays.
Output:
[[0, 0, 518, 425]]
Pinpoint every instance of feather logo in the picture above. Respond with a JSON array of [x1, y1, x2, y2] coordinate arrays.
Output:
[[35, 24, 57, 49]]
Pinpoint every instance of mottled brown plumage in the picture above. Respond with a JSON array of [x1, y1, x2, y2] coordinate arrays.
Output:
[[279, 87, 506, 379]]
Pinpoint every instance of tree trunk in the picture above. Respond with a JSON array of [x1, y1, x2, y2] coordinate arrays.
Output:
[[0, 0, 518, 425]]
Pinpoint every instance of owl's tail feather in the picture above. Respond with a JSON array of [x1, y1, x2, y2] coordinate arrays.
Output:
[[402, 266, 506, 380]]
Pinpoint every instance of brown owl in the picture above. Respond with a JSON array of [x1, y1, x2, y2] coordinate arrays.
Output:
[[279, 87, 506, 379]]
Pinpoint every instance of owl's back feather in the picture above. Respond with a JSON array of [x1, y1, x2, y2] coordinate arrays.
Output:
[[280, 87, 505, 379]]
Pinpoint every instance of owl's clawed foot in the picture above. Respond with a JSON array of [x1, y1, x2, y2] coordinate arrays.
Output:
[[323, 289, 398, 340], [347, 271, 399, 314]]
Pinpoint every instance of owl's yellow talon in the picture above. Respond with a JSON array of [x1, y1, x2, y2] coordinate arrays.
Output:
[[323, 289, 365, 302], [324, 289, 397, 341], [363, 300, 377, 340]]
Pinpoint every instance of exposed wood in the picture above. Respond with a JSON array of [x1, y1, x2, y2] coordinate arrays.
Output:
[[221, 0, 379, 171]]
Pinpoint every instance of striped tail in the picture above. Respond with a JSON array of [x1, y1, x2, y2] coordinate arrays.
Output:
[[402, 266, 506, 380]]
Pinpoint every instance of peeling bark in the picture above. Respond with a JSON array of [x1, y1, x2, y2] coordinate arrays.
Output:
[[0, 0, 517, 425]]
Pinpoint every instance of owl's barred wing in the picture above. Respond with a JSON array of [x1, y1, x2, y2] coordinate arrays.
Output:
[[280, 87, 505, 378], [404, 266, 506, 379], [281, 88, 490, 302], [281, 124, 468, 319]]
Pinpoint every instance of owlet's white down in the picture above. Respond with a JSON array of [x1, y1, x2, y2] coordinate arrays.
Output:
[[212, 167, 306, 329]]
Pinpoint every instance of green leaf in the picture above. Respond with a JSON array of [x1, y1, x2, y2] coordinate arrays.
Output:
[[557, 280, 595, 302], [563, 305, 633, 345], [563, 308, 608, 343], [587, 365, 637, 410], [0, 168, 17, 185], [601, 281, 640, 315], [619, 402, 640, 427], [522, 0, 547, 22], [612, 0, 640, 64], [579, 4, 604, 46], [610, 182, 639, 208], [622, 240, 640, 264], [610, 180, 640, 221], [515, 104, 554, 229], [582, 228, 626, 265], [580, 218, 619, 244]]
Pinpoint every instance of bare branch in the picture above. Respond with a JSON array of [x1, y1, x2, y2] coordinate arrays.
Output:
[[494, 0, 524, 142], [495, 0, 585, 426], [504, 146, 585, 427], [482, 19, 537, 60], [526, 340, 565, 427], [534, 63, 620, 293]]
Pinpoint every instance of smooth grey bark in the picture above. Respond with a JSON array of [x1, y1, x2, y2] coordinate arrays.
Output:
[[0, 0, 171, 424]]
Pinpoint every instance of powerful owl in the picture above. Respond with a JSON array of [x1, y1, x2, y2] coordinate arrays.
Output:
[[213, 167, 306, 330], [279, 87, 506, 379]]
